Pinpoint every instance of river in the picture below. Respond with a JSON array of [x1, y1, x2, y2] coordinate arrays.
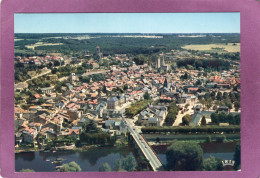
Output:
[[15, 145, 137, 172], [15, 142, 237, 172], [152, 142, 238, 166]]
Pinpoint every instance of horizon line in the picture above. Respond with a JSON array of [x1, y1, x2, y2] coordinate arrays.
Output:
[[15, 32, 240, 34]]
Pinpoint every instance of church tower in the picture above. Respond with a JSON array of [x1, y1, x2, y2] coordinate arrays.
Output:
[[163, 78, 168, 88], [156, 57, 161, 68]]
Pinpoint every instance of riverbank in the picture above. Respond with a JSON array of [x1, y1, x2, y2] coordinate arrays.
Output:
[[143, 133, 240, 143], [151, 141, 238, 170], [15, 144, 138, 172], [15, 140, 128, 153], [15, 144, 98, 153]]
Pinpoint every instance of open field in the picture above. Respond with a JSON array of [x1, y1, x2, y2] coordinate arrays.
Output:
[[14, 38, 24, 41], [48, 52, 63, 56], [26, 42, 63, 50], [182, 43, 240, 53], [178, 35, 207, 38]]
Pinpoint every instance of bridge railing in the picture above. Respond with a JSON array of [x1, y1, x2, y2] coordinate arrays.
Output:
[[139, 134, 163, 166], [129, 133, 157, 171]]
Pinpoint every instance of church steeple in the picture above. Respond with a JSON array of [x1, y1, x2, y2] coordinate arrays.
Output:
[[163, 78, 168, 88]]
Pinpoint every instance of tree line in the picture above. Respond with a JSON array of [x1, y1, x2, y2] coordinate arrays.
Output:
[[165, 141, 240, 171], [141, 125, 240, 134], [99, 155, 137, 172], [164, 102, 179, 126], [125, 99, 151, 117], [211, 112, 240, 125], [15, 33, 240, 57], [177, 58, 231, 71], [77, 120, 115, 146]]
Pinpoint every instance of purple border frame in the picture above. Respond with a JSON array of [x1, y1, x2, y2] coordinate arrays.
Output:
[[1, 0, 260, 177]]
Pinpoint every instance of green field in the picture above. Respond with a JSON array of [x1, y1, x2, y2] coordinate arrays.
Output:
[[182, 43, 240, 53]]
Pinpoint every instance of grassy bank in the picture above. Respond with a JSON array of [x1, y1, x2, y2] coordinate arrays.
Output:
[[143, 133, 240, 143]]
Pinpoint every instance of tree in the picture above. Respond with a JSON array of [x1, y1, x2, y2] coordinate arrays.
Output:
[[224, 100, 233, 110], [216, 135, 226, 143], [48, 62, 53, 68], [233, 143, 241, 170], [113, 155, 137, 172], [195, 80, 202, 85], [166, 141, 203, 171], [114, 159, 124, 171], [144, 91, 150, 100], [223, 92, 228, 99], [201, 116, 206, 126], [85, 120, 100, 134], [211, 113, 219, 124], [206, 98, 212, 110], [164, 102, 179, 126], [37, 98, 44, 105], [133, 54, 147, 65], [205, 135, 211, 143], [122, 155, 137, 172], [51, 68, 58, 74], [234, 101, 240, 111], [181, 72, 190, 80], [20, 169, 35, 172], [123, 84, 128, 90], [58, 161, 81, 172], [54, 60, 60, 66], [216, 92, 223, 101], [182, 114, 191, 126], [203, 156, 223, 171], [210, 91, 216, 100], [199, 98, 206, 109], [99, 163, 112, 172]]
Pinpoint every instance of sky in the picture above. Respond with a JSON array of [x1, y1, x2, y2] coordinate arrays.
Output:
[[14, 13, 240, 33]]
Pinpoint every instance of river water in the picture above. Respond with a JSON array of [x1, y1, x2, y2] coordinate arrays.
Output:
[[15, 145, 136, 172], [15, 142, 237, 172], [152, 142, 238, 166]]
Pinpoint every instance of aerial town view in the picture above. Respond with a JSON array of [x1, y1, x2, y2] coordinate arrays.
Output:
[[14, 13, 241, 172]]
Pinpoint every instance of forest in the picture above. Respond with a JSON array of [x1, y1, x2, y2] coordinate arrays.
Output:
[[177, 58, 231, 71], [15, 33, 240, 57]]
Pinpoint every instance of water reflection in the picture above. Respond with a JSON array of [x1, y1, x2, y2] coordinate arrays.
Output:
[[15, 145, 136, 172], [152, 142, 237, 166]]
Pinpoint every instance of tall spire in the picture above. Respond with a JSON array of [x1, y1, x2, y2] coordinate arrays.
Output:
[[163, 78, 168, 88]]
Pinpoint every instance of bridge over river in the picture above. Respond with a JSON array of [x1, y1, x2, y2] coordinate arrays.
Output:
[[124, 119, 163, 171]]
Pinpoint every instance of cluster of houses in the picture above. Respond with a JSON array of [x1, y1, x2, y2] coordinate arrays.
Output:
[[14, 49, 240, 147], [137, 105, 168, 126], [15, 55, 66, 66]]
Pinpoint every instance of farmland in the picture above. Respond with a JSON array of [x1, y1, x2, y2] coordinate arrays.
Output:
[[182, 43, 240, 53], [25, 42, 63, 50]]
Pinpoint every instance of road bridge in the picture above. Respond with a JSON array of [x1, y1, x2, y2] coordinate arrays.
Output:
[[124, 119, 163, 171]]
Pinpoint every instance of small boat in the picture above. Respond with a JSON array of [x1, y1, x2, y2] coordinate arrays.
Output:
[[46, 159, 50, 162], [51, 160, 61, 164]]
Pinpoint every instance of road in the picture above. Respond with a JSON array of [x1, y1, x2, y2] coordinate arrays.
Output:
[[124, 118, 163, 171], [15, 69, 51, 88], [115, 101, 132, 113]]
